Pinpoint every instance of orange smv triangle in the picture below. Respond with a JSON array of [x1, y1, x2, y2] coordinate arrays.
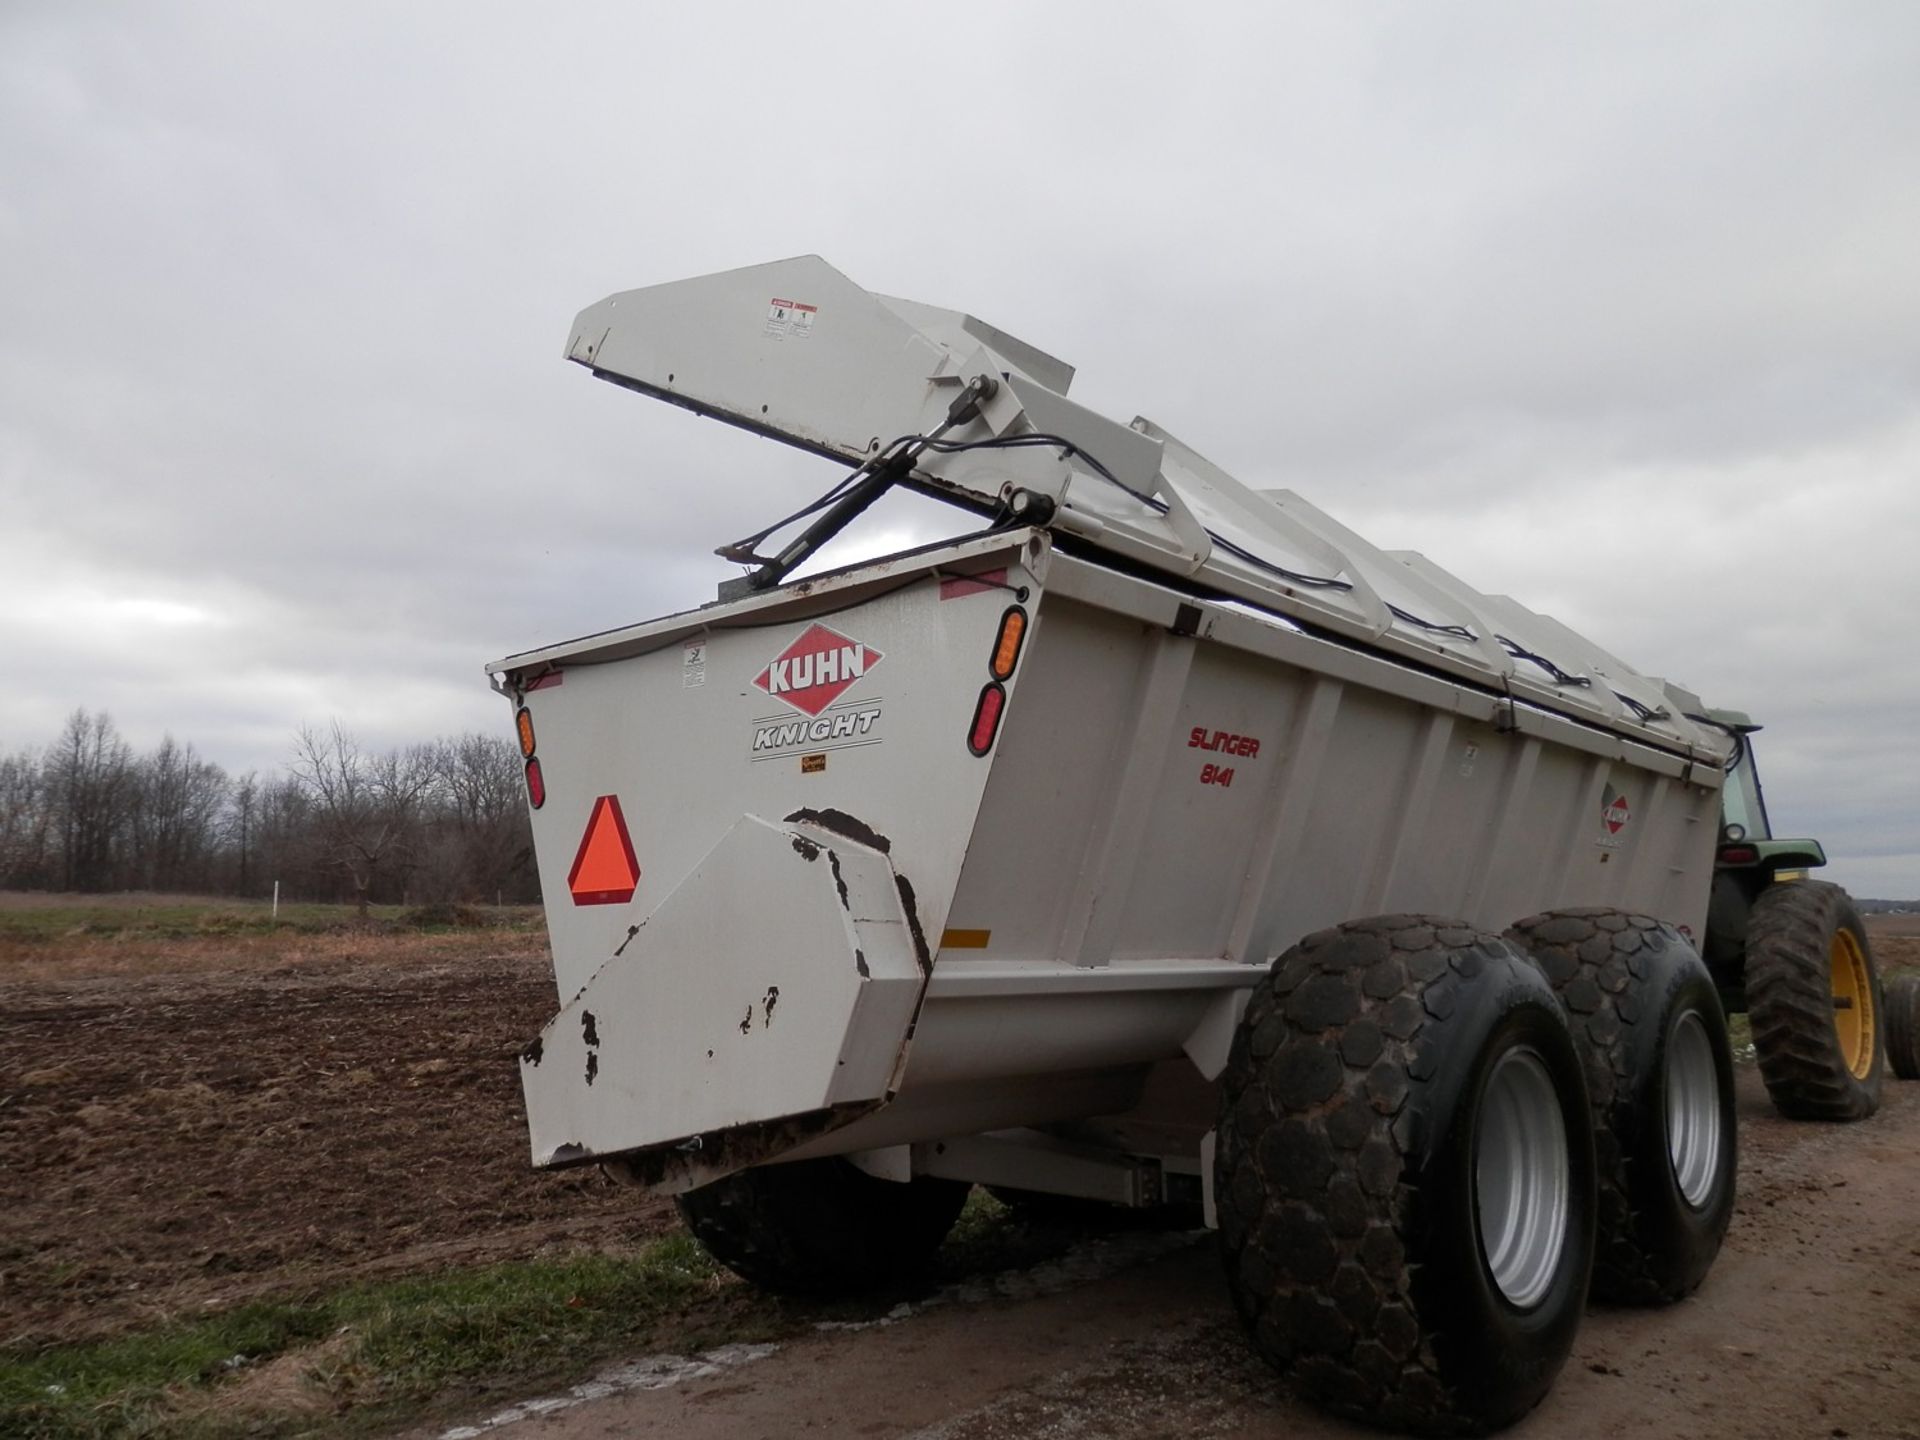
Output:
[[567, 794, 641, 906]]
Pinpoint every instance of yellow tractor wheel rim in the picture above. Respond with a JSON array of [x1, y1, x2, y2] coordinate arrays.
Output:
[[1830, 928, 1876, 1079]]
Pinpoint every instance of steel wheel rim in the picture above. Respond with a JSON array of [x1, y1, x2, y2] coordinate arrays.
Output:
[[1830, 928, 1875, 1079], [1474, 1045, 1570, 1310], [1665, 1010, 1723, 1208]]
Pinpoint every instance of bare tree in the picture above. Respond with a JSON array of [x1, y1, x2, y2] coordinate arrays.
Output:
[[227, 770, 259, 895], [0, 712, 541, 907], [0, 744, 52, 887], [431, 733, 535, 903], [125, 736, 229, 892], [289, 723, 436, 915], [252, 775, 315, 899], [46, 710, 133, 892]]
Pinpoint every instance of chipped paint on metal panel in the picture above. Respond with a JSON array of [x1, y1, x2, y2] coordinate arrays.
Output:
[[894, 873, 932, 974], [781, 806, 892, 853]]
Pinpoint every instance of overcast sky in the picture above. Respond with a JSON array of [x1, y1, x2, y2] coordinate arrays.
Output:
[[2, 3, 1916, 897]]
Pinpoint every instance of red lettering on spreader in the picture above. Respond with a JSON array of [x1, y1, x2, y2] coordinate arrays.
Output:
[[1188, 726, 1261, 759]]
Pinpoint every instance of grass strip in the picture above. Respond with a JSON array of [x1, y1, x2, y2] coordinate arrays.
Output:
[[0, 1234, 740, 1440], [0, 900, 541, 944], [0, 1195, 1084, 1440]]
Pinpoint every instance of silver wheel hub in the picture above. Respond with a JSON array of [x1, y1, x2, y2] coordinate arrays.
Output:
[[1666, 1010, 1724, 1208], [1475, 1046, 1571, 1310]]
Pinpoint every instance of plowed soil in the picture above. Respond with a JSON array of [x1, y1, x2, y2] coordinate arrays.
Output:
[[1, 915, 1915, 1434], [0, 930, 671, 1347]]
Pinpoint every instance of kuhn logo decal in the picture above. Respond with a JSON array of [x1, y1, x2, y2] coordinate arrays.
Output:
[[1602, 785, 1632, 835], [753, 624, 884, 717]]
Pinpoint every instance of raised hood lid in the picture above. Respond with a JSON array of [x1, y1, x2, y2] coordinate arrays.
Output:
[[565, 255, 1724, 761]]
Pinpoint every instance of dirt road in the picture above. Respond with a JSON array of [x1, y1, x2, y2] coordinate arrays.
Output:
[[455, 1064, 1920, 1440]]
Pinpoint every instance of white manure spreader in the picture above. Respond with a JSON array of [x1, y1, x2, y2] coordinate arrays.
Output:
[[490, 256, 1865, 1433]]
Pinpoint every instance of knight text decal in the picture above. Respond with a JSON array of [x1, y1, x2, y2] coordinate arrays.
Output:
[[751, 701, 883, 760]]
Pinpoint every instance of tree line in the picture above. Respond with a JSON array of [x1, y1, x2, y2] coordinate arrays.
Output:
[[0, 710, 539, 910]]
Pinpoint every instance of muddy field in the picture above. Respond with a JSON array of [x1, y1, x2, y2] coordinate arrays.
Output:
[[0, 926, 669, 1348], [1, 909, 1916, 1429]]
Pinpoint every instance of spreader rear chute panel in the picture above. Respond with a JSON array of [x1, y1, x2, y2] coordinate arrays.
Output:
[[520, 815, 925, 1171]]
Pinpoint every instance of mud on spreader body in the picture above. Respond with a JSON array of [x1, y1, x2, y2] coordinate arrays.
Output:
[[488, 256, 1851, 1433]]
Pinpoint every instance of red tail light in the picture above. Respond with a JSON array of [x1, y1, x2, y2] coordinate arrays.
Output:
[[525, 757, 546, 809], [968, 683, 1006, 756]]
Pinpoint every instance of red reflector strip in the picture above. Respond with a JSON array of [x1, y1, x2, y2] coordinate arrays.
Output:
[[939, 568, 1008, 601], [1718, 845, 1758, 865], [524, 670, 563, 692], [524, 757, 546, 809], [968, 682, 1006, 756]]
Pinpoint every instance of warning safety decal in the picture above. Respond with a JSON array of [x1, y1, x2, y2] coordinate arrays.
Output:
[[764, 297, 817, 341]]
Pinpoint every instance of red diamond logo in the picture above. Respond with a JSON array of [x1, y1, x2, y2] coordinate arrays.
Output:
[[1602, 785, 1632, 835], [753, 623, 884, 717]]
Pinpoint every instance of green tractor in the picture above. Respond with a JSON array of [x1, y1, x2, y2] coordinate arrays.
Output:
[[1700, 710, 1885, 1119]]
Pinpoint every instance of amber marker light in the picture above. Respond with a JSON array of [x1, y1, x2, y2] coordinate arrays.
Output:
[[989, 605, 1029, 681], [515, 708, 537, 758]]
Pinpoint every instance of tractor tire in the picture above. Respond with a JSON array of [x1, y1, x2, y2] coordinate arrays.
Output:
[[1745, 881, 1884, 1121], [1506, 909, 1736, 1305], [1216, 915, 1595, 1436], [675, 1157, 970, 1297], [1885, 973, 1920, 1081]]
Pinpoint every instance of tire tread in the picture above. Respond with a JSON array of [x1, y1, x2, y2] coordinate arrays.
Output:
[[1506, 908, 1731, 1304], [676, 1159, 968, 1296], [1885, 973, 1920, 1082], [1744, 881, 1882, 1121], [1217, 914, 1581, 1435]]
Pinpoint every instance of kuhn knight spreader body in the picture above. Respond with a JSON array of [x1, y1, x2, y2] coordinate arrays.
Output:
[[490, 256, 1757, 1433]]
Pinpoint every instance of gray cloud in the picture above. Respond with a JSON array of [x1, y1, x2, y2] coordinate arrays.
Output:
[[2, 1, 1916, 895]]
